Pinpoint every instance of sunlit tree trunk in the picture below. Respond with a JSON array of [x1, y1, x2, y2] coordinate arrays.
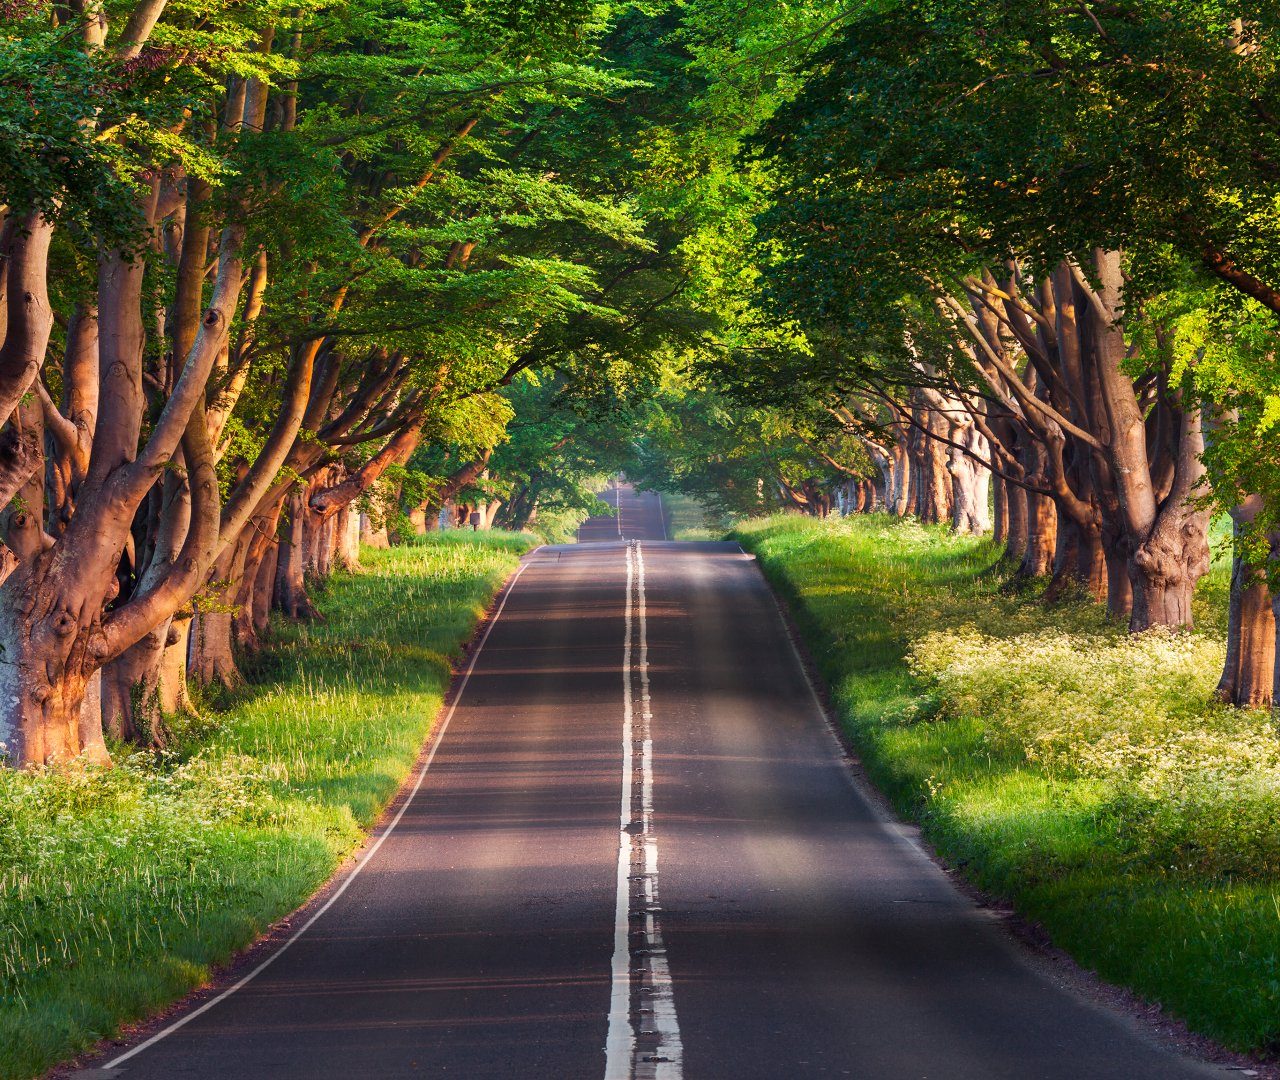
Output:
[[1216, 500, 1277, 709], [946, 418, 990, 534], [992, 475, 1009, 545], [334, 505, 361, 571], [1083, 251, 1210, 630]]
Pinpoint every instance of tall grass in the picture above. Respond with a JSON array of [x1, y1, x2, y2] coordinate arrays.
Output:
[[733, 513, 1280, 1054], [0, 531, 533, 1080]]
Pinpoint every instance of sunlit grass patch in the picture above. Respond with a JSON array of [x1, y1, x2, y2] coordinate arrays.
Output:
[[733, 512, 1280, 1053], [0, 531, 533, 1080]]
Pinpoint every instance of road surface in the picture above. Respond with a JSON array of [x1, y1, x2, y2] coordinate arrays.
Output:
[[83, 484, 1224, 1079], [575, 481, 668, 543]]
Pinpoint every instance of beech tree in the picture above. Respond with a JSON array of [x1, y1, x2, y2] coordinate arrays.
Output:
[[820, 0, 1280, 677], [732, 0, 1255, 634], [0, 0, 682, 765], [9, 0, 1280, 774]]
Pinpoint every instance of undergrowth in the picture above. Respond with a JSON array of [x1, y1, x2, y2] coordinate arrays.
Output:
[[732, 512, 1280, 1054], [0, 531, 533, 1080]]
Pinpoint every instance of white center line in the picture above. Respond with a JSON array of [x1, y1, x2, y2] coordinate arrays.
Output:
[[634, 543, 683, 1078], [604, 542, 683, 1080], [605, 543, 638, 1077]]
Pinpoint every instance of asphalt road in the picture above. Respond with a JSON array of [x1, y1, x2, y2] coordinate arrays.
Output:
[[83, 484, 1225, 1079], [575, 481, 668, 543]]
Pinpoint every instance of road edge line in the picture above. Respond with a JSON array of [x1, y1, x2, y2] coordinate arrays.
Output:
[[736, 540, 1232, 1077], [735, 542, 946, 869], [104, 544, 544, 1070]]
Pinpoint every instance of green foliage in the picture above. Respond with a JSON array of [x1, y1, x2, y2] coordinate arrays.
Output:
[[733, 513, 1280, 1052], [0, 533, 533, 1080], [657, 490, 729, 540], [631, 378, 870, 517], [746, 0, 1280, 559], [0, 31, 137, 230]]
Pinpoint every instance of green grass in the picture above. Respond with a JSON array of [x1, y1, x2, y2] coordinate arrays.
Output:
[[658, 491, 732, 540], [732, 513, 1280, 1054], [0, 531, 534, 1080]]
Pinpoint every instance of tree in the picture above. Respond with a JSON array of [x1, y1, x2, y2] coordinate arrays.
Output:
[[738, 1, 1233, 631], [0, 0, 697, 764]]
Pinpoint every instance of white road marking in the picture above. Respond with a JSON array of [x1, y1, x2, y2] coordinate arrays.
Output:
[[104, 550, 543, 1071], [634, 543, 683, 1078], [738, 542, 950, 869], [605, 542, 638, 1077], [604, 542, 683, 1080]]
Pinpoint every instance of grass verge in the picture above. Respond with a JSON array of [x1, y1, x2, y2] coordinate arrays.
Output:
[[0, 531, 534, 1080], [732, 513, 1280, 1055], [658, 491, 731, 541]]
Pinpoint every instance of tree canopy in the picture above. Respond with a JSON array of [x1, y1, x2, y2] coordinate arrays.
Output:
[[5, 0, 1280, 764]]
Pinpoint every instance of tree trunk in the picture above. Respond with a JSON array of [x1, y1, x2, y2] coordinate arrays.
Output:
[[1100, 531, 1133, 621], [79, 669, 108, 765], [276, 486, 319, 620], [334, 505, 361, 571], [101, 623, 172, 746], [159, 614, 193, 715], [1075, 526, 1107, 602], [947, 433, 990, 535], [360, 512, 390, 548], [1082, 251, 1210, 631], [910, 402, 953, 525], [1003, 481, 1029, 564], [1217, 556, 1275, 708], [1217, 504, 1276, 708], [250, 536, 279, 641], [992, 475, 1009, 545], [1045, 511, 1081, 600], [191, 536, 251, 691], [1128, 558, 1201, 629], [0, 212, 57, 429], [886, 431, 911, 516], [1122, 431, 1211, 631], [0, 555, 108, 764], [307, 501, 335, 580], [100, 466, 192, 745], [1019, 491, 1057, 578], [1044, 512, 1106, 603]]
